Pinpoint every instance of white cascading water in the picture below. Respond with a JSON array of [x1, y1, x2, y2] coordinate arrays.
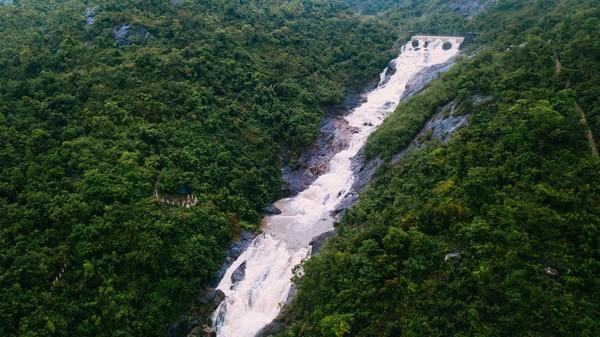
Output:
[[212, 37, 463, 337]]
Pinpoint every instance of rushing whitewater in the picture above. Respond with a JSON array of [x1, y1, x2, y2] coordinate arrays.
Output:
[[212, 37, 463, 337]]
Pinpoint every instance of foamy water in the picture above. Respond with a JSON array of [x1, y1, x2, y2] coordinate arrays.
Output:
[[212, 37, 463, 337]]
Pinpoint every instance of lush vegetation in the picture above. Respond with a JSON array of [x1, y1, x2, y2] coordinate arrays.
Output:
[[278, 1, 600, 336], [0, 1, 402, 336], [3, 0, 599, 336]]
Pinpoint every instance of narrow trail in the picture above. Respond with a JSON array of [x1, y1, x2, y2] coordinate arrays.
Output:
[[555, 51, 598, 158], [574, 101, 599, 158], [554, 50, 562, 77]]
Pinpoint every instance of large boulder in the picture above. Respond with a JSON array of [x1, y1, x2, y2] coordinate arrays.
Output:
[[231, 261, 247, 284], [195, 288, 225, 306], [309, 230, 336, 256], [444, 252, 461, 262], [264, 204, 282, 215], [379, 59, 397, 86], [85, 6, 98, 26], [212, 231, 256, 286]]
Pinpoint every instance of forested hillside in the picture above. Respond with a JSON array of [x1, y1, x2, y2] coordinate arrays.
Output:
[[3, 0, 599, 336], [0, 1, 399, 336], [277, 1, 600, 336]]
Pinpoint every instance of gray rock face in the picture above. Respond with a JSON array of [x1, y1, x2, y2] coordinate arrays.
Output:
[[85, 6, 98, 26], [113, 24, 151, 46], [195, 288, 225, 306], [379, 59, 397, 87], [264, 204, 282, 215], [391, 99, 473, 165], [212, 230, 256, 286], [282, 116, 361, 195], [113, 25, 130, 45], [169, 289, 224, 337], [334, 58, 460, 216], [282, 81, 377, 196], [389, 95, 492, 165], [309, 230, 336, 256], [444, 252, 461, 262], [426, 101, 470, 141], [334, 150, 382, 215], [402, 57, 458, 100], [230, 261, 247, 285]]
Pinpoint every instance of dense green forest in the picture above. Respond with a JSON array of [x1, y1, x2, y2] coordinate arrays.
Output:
[[277, 1, 600, 336], [2, 0, 599, 336], [0, 1, 401, 336]]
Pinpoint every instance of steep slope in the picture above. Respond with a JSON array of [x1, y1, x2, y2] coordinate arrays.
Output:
[[0, 1, 399, 336], [275, 1, 600, 336]]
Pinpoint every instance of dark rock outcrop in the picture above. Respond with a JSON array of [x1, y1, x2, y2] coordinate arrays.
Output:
[[264, 204, 282, 215], [379, 59, 397, 87], [544, 266, 559, 276], [334, 150, 382, 215], [85, 6, 98, 26], [195, 288, 225, 306], [334, 57, 461, 216], [113, 25, 131, 46], [282, 116, 361, 196], [113, 24, 151, 46], [255, 283, 297, 337], [169, 287, 224, 337], [402, 57, 458, 100], [230, 261, 247, 285], [391, 98, 477, 165], [212, 230, 256, 286], [444, 252, 461, 262], [442, 41, 453, 50], [282, 78, 379, 197], [309, 230, 336, 256]]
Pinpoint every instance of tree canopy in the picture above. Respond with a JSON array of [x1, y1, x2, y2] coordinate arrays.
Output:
[[277, 1, 600, 336]]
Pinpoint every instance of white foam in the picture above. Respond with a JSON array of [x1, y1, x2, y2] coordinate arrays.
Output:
[[212, 37, 462, 337]]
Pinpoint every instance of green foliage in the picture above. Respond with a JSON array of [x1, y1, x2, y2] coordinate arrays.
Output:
[[279, 1, 600, 336], [0, 1, 399, 336]]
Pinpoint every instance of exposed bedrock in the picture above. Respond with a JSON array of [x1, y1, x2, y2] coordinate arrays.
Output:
[[379, 59, 398, 87], [281, 83, 377, 196], [230, 261, 247, 285], [334, 57, 461, 216], [309, 230, 337, 256]]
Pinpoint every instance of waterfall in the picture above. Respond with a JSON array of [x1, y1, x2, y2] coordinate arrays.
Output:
[[211, 37, 463, 337]]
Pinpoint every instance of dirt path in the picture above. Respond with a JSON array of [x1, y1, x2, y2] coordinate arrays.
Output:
[[574, 101, 599, 157], [555, 51, 598, 157]]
